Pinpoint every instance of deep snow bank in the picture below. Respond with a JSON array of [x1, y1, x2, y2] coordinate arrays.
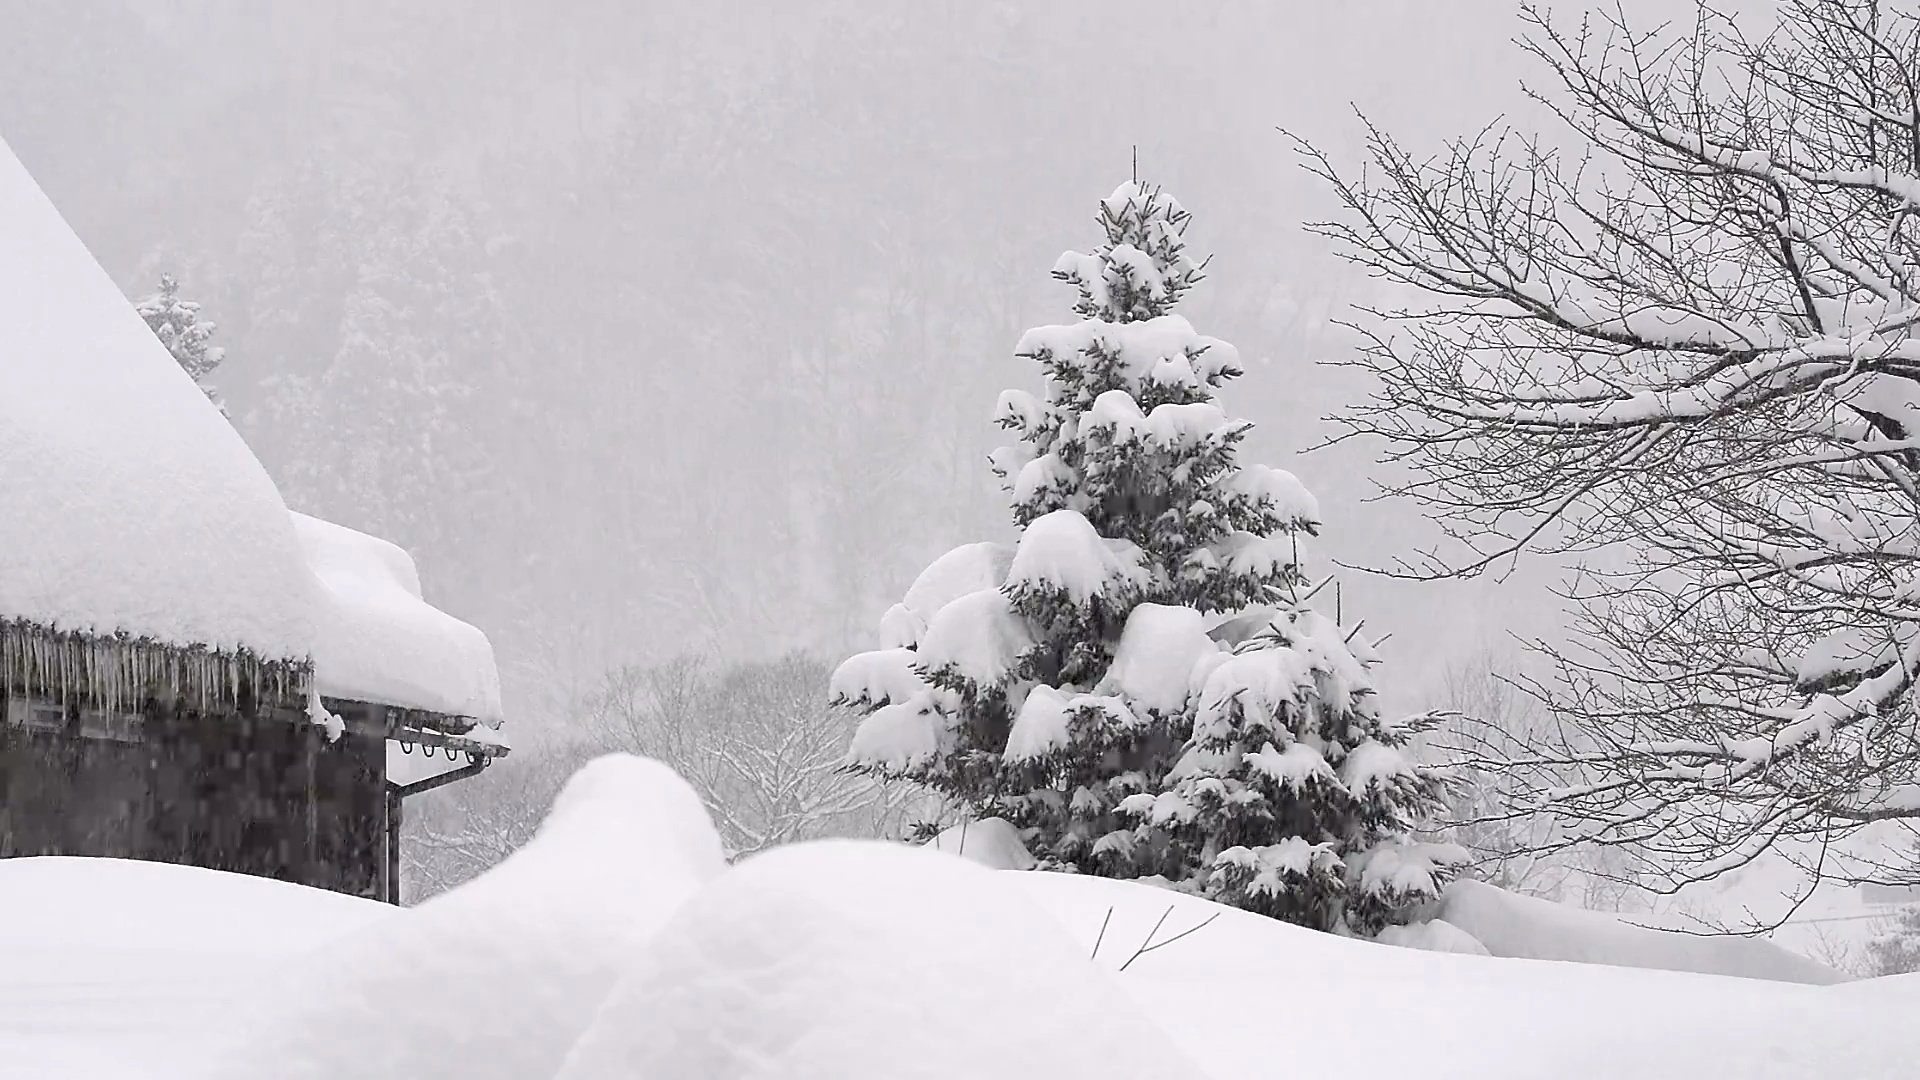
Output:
[[923, 816, 1035, 869], [204, 754, 728, 1080], [1436, 879, 1845, 984], [557, 841, 1203, 1080], [1011, 870, 1912, 1080], [0, 856, 391, 959], [939, 810, 1843, 985], [7, 757, 1917, 1080], [0, 858, 392, 1080]]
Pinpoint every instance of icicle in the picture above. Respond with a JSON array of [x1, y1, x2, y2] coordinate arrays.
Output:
[[0, 618, 311, 719]]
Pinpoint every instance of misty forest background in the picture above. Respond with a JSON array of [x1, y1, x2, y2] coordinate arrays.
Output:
[[4, 2, 1632, 892]]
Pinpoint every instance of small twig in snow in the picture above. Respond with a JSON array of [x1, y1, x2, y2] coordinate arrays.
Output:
[[1091, 906, 1114, 961], [1118, 904, 1221, 972]]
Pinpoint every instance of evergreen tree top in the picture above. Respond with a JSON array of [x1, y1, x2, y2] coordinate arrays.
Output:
[[1051, 182, 1207, 324], [135, 273, 228, 412]]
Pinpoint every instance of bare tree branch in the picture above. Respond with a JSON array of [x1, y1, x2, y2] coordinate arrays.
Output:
[[1304, 0, 1920, 897]]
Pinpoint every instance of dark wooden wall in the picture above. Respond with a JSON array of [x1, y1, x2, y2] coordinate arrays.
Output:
[[0, 718, 148, 857], [0, 700, 389, 900]]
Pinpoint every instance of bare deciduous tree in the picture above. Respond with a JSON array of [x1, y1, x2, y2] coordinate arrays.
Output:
[[1427, 652, 1655, 912], [1302, 0, 1920, 894], [398, 653, 936, 901], [1865, 900, 1920, 973], [584, 653, 931, 857]]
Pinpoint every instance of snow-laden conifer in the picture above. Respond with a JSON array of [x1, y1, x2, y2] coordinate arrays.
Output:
[[136, 273, 227, 414], [1130, 603, 1464, 934], [837, 181, 1454, 933]]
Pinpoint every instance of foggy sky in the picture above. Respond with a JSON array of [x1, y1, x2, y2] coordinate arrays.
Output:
[[0, 1, 1700, 729]]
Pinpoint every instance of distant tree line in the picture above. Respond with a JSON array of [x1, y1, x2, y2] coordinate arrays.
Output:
[[400, 652, 937, 901]]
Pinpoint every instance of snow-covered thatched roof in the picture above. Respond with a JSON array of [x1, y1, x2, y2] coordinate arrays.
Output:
[[0, 135, 314, 710], [293, 513, 505, 735]]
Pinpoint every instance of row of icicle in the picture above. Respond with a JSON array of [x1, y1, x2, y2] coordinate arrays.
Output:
[[0, 618, 308, 716]]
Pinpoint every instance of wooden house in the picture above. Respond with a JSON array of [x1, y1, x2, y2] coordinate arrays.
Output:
[[0, 136, 507, 903]]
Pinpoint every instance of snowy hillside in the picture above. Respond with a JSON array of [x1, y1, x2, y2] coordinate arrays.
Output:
[[1, 755, 1914, 1079]]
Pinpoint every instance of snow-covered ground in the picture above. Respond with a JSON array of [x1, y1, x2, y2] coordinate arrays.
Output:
[[2, 755, 1915, 1079], [0, 858, 396, 1079], [1436, 878, 1845, 983]]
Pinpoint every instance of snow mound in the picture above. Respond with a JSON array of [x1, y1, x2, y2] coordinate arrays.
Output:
[[1375, 917, 1491, 955], [293, 512, 504, 722], [553, 841, 1204, 1080], [10, 758, 1920, 1080], [0, 135, 313, 660], [1437, 879, 1846, 984], [204, 754, 728, 1080], [923, 817, 1036, 870], [1833, 971, 1920, 1001]]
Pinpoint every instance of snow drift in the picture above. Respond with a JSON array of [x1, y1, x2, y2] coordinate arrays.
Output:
[[1013, 871, 1910, 1079], [1435, 878, 1846, 985], [923, 816, 1037, 870], [203, 754, 728, 1080], [6, 757, 1917, 1080], [556, 841, 1203, 1080]]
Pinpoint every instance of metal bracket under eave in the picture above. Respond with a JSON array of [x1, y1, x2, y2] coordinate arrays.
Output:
[[389, 755, 489, 800], [323, 696, 511, 759], [390, 722, 511, 759]]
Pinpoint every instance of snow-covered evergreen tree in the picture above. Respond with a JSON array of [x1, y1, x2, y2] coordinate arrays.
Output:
[[136, 273, 228, 413], [1135, 604, 1461, 934], [834, 181, 1459, 933]]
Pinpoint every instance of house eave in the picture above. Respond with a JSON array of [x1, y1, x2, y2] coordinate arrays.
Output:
[[0, 617, 310, 715], [319, 696, 510, 759]]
